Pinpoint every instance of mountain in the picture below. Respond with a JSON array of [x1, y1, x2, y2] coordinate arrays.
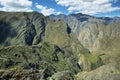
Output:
[[0, 11, 47, 46], [0, 11, 120, 80], [50, 13, 120, 52], [50, 13, 120, 80]]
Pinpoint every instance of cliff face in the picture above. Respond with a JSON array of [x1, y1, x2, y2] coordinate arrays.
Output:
[[50, 14, 120, 52]]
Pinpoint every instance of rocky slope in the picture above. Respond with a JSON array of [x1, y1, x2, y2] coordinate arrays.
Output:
[[0, 11, 120, 80], [50, 13, 120, 52], [0, 11, 47, 46], [50, 14, 120, 80]]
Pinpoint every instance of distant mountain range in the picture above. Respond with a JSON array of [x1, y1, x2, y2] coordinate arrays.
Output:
[[0, 11, 120, 80]]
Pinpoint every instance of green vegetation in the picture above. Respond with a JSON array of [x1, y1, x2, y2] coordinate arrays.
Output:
[[45, 20, 69, 47], [0, 12, 120, 80]]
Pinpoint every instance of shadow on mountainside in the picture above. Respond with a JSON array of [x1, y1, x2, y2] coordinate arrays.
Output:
[[0, 20, 17, 44]]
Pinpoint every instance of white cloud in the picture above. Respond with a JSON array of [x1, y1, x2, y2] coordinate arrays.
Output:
[[55, 0, 120, 15], [35, 3, 62, 16], [0, 0, 33, 12]]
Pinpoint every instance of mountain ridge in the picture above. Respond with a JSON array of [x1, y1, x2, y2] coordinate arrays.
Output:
[[49, 12, 120, 52], [0, 11, 120, 80]]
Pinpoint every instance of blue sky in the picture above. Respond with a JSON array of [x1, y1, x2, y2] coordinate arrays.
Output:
[[0, 0, 120, 17]]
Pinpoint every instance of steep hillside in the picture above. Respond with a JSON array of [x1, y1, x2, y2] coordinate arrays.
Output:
[[49, 13, 120, 80], [0, 11, 120, 80], [0, 12, 104, 80], [50, 13, 120, 52], [0, 43, 80, 80], [0, 11, 47, 46]]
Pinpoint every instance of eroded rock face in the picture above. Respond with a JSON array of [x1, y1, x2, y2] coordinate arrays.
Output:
[[77, 21, 120, 52], [50, 13, 120, 52]]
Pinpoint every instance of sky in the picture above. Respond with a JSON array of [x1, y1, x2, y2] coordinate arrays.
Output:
[[0, 0, 120, 17]]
